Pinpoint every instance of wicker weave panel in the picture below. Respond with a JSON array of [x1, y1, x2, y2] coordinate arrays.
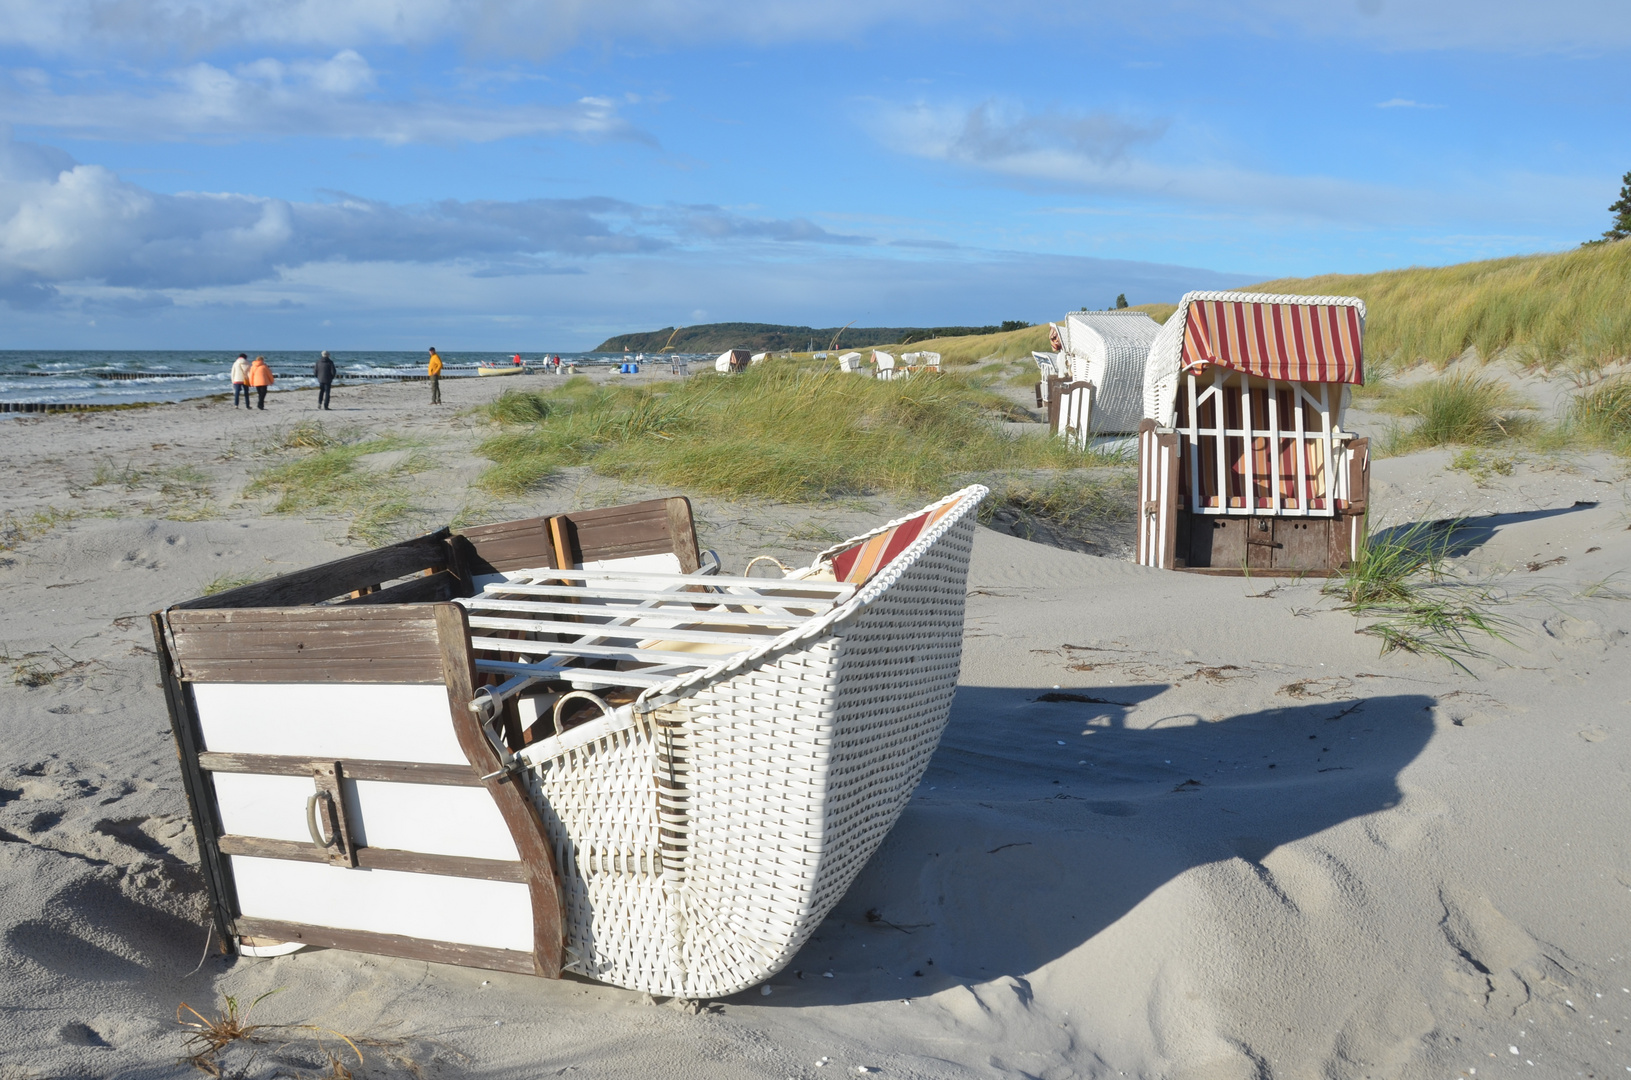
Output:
[[517, 493, 981, 997]]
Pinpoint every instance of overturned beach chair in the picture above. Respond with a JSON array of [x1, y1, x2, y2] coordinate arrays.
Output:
[[154, 487, 986, 998], [1136, 291, 1370, 574]]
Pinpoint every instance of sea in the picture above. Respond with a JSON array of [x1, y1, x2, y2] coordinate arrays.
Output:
[[0, 350, 695, 408]]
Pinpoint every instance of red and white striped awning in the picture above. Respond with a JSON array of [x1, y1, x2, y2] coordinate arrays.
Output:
[[1181, 298, 1363, 385]]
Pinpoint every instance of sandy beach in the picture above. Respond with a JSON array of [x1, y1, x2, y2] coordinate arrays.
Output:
[[2, 370, 1629, 1078]]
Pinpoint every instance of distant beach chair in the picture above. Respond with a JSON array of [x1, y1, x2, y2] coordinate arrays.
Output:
[[1136, 291, 1370, 573], [154, 487, 987, 998], [871, 351, 897, 381], [714, 349, 751, 374], [837, 351, 863, 373], [1054, 310, 1162, 436], [900, 351, 941, 374]]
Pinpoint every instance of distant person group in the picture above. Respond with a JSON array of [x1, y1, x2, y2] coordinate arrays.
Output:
[[227, 351, 336, 410]]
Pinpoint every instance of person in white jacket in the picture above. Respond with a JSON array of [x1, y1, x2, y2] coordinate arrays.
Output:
[[230, 353, 250, 408]]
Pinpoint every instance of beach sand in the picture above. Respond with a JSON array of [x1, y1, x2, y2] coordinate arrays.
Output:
[[1, 369, 1628, 1078]]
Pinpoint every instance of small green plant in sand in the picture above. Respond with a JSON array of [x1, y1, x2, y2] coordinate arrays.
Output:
[[1378, 373, 1530, 454], [0, 506, 77, 551], [1447, 448, 1516, 482], [476, 366, 1119, 502], [202, 572, 265, 596], [1324, 519, 1511, 672], [244, 424, 430, 544]]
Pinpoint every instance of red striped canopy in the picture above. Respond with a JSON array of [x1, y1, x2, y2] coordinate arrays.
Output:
[[1181, 299, 1363, 385]]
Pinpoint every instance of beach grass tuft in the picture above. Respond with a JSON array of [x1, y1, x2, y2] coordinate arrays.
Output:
[[0, 506, 77, 552], [1324, 519, 1512, 672], [1378, 373, 1531, 454], [1562, 374, 1631, 454], [243, 424, 430, 544], [476, 364, 1121, 502]]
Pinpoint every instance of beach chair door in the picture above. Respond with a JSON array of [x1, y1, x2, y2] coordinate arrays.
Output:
[[1136, 419, 1179, 569], [1052, 381, 1094, 451], [156, 604, 565, 977]]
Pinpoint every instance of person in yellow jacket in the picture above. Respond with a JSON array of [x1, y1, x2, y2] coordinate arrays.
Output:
[[247, 355, 275, 410], [428, 346, 443, 404]]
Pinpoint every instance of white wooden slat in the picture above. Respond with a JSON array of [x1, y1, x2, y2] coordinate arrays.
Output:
[[474, 659, 694, 688], [496, 568, 853, 592], [470, 582, 842, 611], [463, 597, 815, 628], [468, 613, 778, 646], [469, 636, 744, 666], [229, 855, 533, 952]]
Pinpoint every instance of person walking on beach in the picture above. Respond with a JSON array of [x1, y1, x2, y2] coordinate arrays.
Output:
[[230, 353, 250, 408], [314, 350, 336, 410], [248, 355, 275, 410], [428, 347, 443, 404]]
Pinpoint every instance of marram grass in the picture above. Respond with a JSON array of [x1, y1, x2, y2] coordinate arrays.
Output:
[[1376, 372, 1532, 454], [477, 365, 1116, 501], [1248, 239, 1631, 372]]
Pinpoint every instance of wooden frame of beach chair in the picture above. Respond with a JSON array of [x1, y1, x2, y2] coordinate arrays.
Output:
[[153, 486, 987, 998], [1136, 292, 1370, 575], [152, 497, 700, 976], [1048, 380, 1095, 451]]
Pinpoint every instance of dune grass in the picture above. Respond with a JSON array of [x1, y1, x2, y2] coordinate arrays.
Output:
[[1374, 372, 1532, 454], [477, 365, 1117, 501], [1324, 518, 1512, 672], [1247, 239, 1631, 372], [1562, 374, 1631, 454], [243, 425, 430, 544]]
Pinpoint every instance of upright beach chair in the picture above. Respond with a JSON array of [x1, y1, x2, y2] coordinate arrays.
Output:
[[1136, 292, 1370, 573], [837, 351, 864, 373], [871, 351, 897, 381], [1054, 310, 1162, 437]]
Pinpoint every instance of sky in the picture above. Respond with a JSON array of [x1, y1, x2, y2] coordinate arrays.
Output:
[[0, 0, 1627, 350]]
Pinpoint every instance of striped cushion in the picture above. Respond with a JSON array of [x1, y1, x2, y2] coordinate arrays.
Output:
[[831, 502, 956, 584]]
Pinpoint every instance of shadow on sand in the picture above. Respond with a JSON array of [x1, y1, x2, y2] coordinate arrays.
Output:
[[769, 683, 1435, 1005], [1374, 501, 1599, 559]]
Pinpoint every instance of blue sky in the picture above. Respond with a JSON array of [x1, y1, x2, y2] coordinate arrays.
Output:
[[0, 0, 1626, 349]]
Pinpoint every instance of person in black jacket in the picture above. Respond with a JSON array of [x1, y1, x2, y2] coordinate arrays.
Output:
[[314, 350, 336, 410]]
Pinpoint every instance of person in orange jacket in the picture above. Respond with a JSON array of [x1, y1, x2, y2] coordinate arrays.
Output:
[[427, 347, 443, 404], [247, 355, 275, 410]]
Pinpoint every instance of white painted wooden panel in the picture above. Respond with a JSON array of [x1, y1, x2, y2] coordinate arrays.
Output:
[[230, 856, 533, 952], [211, 773, 521, 862], [214, 772, 315, 843], [193, 683, 466, 763], [349, 780, 519, 861]]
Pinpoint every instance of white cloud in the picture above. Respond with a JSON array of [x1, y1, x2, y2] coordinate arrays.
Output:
[[0, 0, 994, 57], [0, 0, 1624, 59], [1375, 98, 1443, 109], [3, 51, 650, 145], [0, 134, 882, 304], [870, 98, 1593, 228]]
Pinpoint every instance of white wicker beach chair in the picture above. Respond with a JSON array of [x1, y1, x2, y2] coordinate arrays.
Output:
[[458, 485, 987, 996], [1057, 310, 1161, 435]]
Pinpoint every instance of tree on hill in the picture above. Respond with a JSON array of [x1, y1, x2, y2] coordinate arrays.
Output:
[[1115, 293, 1128, 308], [1586, 170, 1631, 244]]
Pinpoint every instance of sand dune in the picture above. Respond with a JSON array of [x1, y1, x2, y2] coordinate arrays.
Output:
[[1, 375, 1628, 1078]]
